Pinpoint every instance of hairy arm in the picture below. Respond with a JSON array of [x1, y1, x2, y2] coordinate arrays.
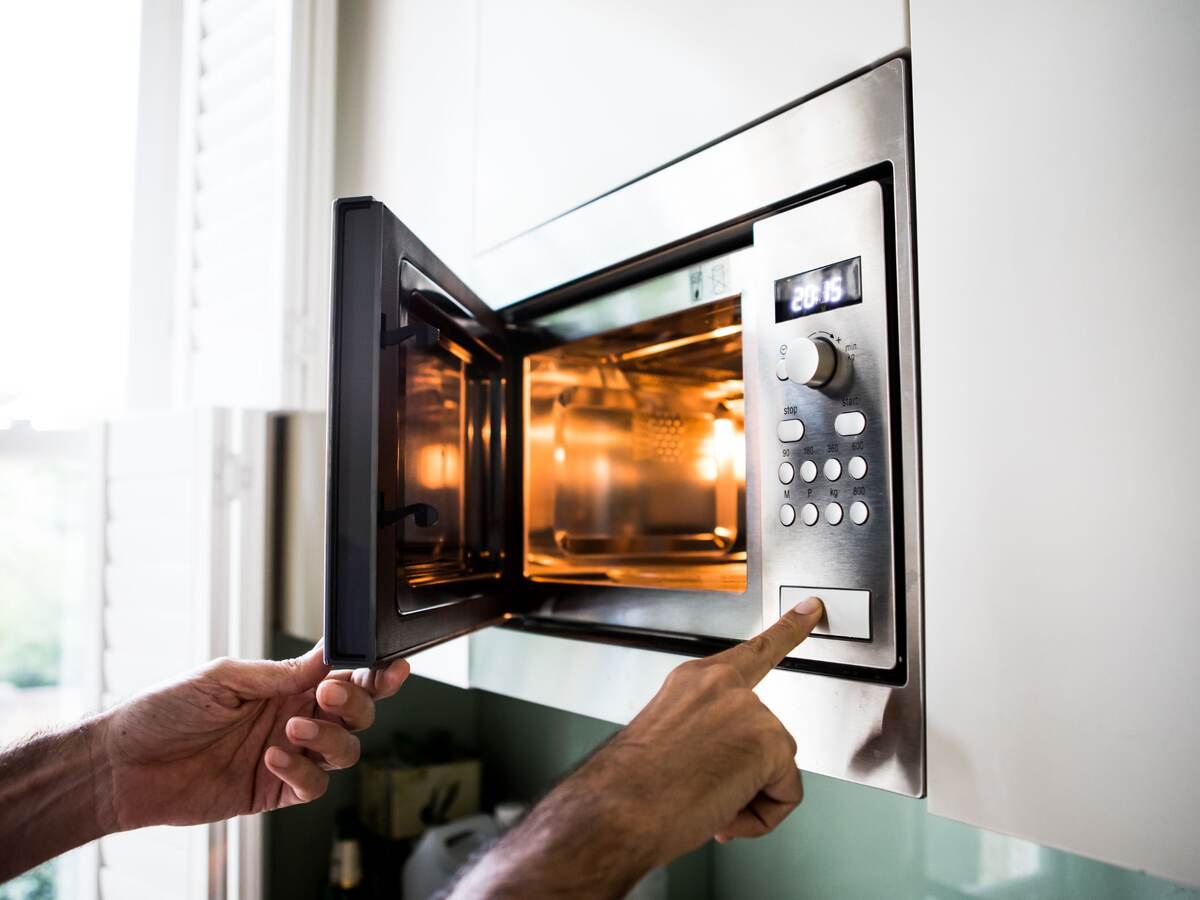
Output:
[[0, 718, 113, 882], [449, 746, 658, 898]]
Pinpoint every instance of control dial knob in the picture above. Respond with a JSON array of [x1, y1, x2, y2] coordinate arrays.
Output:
[[785, 336, 838, 388]]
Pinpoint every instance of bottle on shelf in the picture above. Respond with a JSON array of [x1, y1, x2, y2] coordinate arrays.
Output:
[[325, 807, 366, 900]]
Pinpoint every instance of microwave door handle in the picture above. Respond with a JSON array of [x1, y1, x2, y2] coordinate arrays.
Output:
[[378, 501, 439, 530], [381, 319, 439, 350]]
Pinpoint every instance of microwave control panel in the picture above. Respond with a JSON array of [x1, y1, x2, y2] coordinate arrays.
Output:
[[751, 182, 900, 672]]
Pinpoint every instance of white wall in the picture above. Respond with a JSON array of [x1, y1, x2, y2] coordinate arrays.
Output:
[[912, 0, 1200, 888]]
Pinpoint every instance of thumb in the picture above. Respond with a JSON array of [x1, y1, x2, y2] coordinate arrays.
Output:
[[223, 641, 330, 699]]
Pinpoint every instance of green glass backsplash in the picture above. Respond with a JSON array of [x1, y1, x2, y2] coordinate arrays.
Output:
[[267, 639, 1197, 900], [469, 685, 1197, 900], [707, 770, 1197, 900]]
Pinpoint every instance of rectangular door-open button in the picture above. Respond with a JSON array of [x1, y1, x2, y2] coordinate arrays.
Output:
[[780, 586, 871, 641]]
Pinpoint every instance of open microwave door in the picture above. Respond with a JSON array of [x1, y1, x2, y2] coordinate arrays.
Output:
[[325, 198, 514, 667]]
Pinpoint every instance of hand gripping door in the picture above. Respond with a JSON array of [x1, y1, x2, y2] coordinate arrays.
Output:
[[326, 198, 513, 667]]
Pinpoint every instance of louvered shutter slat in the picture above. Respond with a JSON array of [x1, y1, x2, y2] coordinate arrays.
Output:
[[195, 78, 272, 151], [193, 119, 272, 190], [105, 563, 193, 615], [197, 40, 273, 113], [193, 158, 272, 225], [198, 1, 273, 72], [199, 0, 264, 36], [176, 0, 333, 411], [192, 204, 272, 266], [191, 256, 270, 310]]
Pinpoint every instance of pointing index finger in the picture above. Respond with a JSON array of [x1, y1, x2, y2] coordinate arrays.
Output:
[[712, 596, 825, 686]]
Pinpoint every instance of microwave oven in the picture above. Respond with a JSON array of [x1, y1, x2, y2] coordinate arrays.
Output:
[[323, 58, 923, 796]]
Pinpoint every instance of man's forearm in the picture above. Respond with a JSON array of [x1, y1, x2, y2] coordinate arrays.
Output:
[[449, 748, 659, 899], [0, 715, 115, 882]]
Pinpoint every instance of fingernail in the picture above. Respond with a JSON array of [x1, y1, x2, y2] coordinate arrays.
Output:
[[290, 718, 319, 740], [323, 683, 347, 706], [268, 747, 291, 768], [792, 596, 822, 615]]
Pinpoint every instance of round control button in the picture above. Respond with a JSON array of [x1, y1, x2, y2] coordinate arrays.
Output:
[[799, 460, 818, 483], [823, 458, 842, 481], [850, 500, 869, 525], [800, 503, 819, 526], [848, 456, 868, 479], [778, 461, 795, 484], [779, 503, 796, 526], [785, 337, 838, 388], [775, 358, 788, 381], [825, 502, 844, 526]]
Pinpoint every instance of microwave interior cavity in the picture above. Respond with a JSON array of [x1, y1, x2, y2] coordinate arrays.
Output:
[[524, 297, 747, 593]]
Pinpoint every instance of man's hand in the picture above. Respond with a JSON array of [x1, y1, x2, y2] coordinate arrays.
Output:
[[449, 597, 825, 899], [589, 596, 824, 859], [572, 596, 825, 863], [0, 644, 410, 882], [93, 644, 410, 831]]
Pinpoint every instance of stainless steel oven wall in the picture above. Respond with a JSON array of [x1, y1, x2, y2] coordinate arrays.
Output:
[[469, 59, 924, 796]]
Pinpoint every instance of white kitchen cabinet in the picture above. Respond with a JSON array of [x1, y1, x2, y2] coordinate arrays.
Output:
[[474, 0, 909, 251], [335, 0, 479, 276], [911, 0, 1200, 888], [333, 0, 908, 268]]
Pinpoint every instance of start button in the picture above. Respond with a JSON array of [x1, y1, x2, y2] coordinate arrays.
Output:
[[780, 586, 871, 640]]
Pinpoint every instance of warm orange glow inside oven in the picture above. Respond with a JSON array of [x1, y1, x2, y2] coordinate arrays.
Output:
[[524, 297, 746, 593]]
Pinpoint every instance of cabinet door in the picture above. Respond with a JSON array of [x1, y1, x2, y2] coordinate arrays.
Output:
[[326, 198, 513, 667], [474, 0, 909, 253], [913, 0, 1200, 888]]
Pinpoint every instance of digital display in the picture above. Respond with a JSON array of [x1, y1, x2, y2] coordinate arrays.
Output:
[[774, 256, 863, 322]]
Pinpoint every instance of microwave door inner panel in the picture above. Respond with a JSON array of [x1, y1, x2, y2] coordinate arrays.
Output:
[[325, 198, 515, 668]]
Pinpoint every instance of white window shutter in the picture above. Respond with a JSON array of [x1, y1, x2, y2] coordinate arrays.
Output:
[[174, 0, 336, 411], [101, 1, 335, 895], [97, 409, 270, 900]]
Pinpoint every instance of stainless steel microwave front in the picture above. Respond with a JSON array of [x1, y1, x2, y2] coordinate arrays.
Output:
[[323, 58, 923, 796], [748, 183, 901, 673]]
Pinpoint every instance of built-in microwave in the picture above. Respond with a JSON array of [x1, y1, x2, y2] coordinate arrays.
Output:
[[323, 59, 923, 796]]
